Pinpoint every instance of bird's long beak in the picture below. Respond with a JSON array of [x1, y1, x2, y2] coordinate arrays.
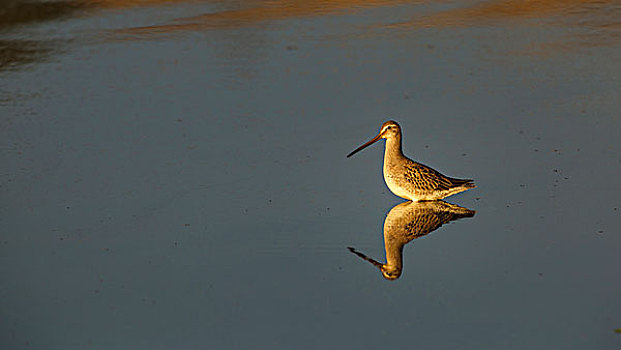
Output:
[[346, 132, 382, 158], [347, 247, 384, 269]]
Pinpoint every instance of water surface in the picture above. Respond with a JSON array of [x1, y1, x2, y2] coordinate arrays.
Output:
[[1, 1, 620, 349]]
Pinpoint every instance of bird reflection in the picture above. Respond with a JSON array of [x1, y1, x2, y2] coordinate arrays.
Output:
[[348, 200, 475, 280]]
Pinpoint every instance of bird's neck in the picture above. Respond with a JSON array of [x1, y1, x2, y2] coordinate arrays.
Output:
[[384, 136, 404, 163]]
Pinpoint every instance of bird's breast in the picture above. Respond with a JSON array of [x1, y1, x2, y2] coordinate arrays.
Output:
[[383, 166, 415, 200]]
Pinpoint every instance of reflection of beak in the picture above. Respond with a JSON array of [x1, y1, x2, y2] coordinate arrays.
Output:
[[347, 132, 382, 158], [347, 247, 383, 269]]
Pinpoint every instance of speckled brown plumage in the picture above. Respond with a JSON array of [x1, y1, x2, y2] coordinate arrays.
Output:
[[403, 161, 472, 191], [348, 120, 475, 201]]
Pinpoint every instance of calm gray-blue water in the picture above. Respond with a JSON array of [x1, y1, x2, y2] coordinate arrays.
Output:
[[1, 1, 620, 349]]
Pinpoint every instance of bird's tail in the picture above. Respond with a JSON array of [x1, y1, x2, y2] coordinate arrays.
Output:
[[449, 177, 475, 189]]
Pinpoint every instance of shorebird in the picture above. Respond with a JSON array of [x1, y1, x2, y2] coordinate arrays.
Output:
[[347, 120, 475, 201], [348, 200, 475, 280]]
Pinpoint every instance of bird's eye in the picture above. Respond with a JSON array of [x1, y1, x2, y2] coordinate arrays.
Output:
[[387, 126, 391, 130]]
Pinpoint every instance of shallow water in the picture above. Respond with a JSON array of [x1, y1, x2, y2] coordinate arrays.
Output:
[[1, 1, 620, 349]]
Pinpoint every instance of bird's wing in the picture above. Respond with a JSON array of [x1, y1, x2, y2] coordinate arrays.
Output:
[[403, 161, 454, 191]]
